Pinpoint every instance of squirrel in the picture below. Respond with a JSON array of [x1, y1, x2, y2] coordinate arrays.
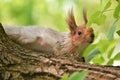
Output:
[[4, 9, 94, 57]]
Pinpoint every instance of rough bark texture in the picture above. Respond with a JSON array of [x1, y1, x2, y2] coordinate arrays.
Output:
[[0, 23, 120, 80]]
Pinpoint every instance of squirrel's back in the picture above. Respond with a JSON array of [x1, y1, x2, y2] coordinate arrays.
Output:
[[4, 26, 64, 53], [3, 9, 94, 57]]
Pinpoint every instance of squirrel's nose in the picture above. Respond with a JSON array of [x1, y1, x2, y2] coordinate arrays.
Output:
[[90, 34, 94, 39], [89, 34, 94, 43]]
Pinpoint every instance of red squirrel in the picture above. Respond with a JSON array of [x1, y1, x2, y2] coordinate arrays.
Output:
[[4, 9, 94, 57]]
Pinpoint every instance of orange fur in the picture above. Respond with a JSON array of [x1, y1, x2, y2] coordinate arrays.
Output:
[[66, 9, 94, 55]]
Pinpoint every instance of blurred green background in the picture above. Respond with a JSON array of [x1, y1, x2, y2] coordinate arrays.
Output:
[[1, 0, 117, 31], [0, 0, 120, 65]]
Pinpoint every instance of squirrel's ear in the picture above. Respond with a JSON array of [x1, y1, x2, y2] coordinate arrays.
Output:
[[83, 8, 88, 25], [66, 9, 77, 35]]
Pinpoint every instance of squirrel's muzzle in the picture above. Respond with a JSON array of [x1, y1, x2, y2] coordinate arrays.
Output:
[[88, 28, 94, 43], [89, 33, 94, 43]]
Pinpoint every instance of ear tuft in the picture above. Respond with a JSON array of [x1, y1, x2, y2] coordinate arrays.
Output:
[[66, 8, 77, 34], [83, 8, 88, 25]]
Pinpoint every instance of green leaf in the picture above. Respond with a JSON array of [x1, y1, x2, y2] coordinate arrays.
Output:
[[107, 19, 118, 41], [92, 55, 104, 64], [116, 30, 120, 36], [114, 3, 120, 19], [60, 73, 69, 80], [97, 39, 117, 54], [87, 11, 101, 27], [95, 14, 106, 25], [114, 52, 120, 60], [87, 11, 106, 26], [83, 44, 97, 57], [68, 71, 88, 80], [103, 1, 111, 10], [107, 58, 114, 65], [107, 45, 116, 59], [85, 48, 100, 62], [97, 40, 110, 53], [103, 39, 117, 59]]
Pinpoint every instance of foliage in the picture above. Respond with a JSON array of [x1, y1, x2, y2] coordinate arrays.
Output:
[[107, 19, 118, 41], [84, 0, 120, 65], [60, 71, 88, 80], [114, 3, 120, 19], [85, 48, 100, 62]]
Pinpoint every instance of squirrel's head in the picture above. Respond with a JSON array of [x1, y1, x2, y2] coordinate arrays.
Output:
[[66, 9, 94, 47]]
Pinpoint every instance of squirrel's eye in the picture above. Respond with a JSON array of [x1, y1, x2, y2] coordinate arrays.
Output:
[[78, 31, 82, 35]]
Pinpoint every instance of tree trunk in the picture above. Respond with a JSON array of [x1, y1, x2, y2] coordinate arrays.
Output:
[[0, 23, 120, 80]]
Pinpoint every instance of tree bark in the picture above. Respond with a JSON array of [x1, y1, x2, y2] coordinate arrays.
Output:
[[0, 23, 120, 80]]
